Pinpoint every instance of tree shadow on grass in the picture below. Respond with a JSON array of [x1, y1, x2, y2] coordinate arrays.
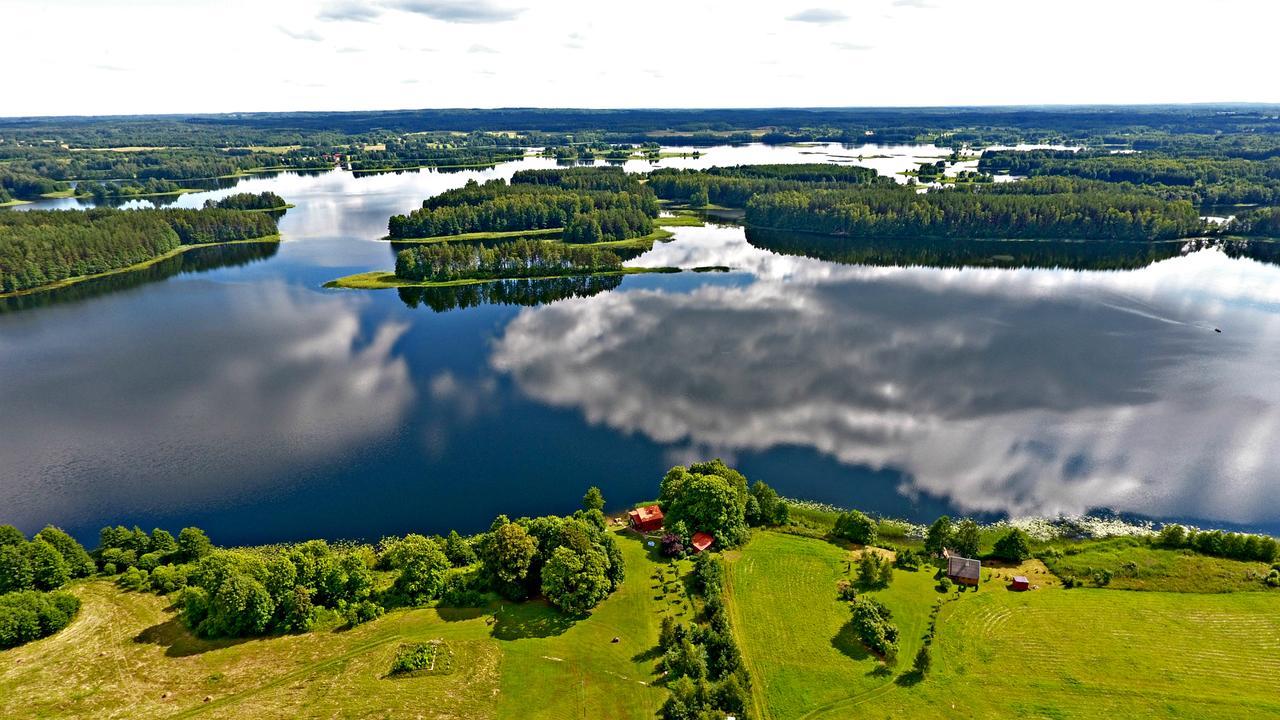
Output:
[[490, 601, 579, 640], [133, 616, 252, 658], [831, 620, 872, 662], [436, 606, 488, 623], [631, 645, 663, 663], [895, 670, 924, 687]]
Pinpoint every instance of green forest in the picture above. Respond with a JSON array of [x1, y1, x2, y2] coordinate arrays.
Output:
[[388, 167, 659, 241], [0, 197, 280, 293], [394, 239, 623, 282]]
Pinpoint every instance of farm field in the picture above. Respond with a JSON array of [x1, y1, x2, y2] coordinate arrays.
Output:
[[726, 531, 1280, 720], [0, 529, 670, 720]]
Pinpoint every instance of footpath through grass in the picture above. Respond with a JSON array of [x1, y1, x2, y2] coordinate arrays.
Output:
[[726, 530, 1280, 720]]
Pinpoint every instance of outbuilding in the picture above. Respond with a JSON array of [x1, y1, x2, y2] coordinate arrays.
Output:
[[945, 553, 981, 586], [1011, 576, 1030, 591], [628, 504, 665, 533], [690, 532, 715, 553]]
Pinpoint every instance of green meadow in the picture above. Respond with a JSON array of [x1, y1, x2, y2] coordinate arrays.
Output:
[[724, 531, 1280, 720]]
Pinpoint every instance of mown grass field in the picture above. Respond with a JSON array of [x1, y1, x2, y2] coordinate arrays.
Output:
[[726, 531, 1280, 720], [0, 529, 670, 720]]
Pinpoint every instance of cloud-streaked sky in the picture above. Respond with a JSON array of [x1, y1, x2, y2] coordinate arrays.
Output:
[[4, 0, 1277, 116]]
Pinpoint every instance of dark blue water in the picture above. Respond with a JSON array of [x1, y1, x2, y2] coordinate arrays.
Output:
[[3, 144, 1280, 545]]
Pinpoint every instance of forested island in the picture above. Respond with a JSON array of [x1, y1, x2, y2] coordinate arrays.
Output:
[[388, 167, 659, 243], [3, 460, 1278, 719], [0, 193, 283, 294]]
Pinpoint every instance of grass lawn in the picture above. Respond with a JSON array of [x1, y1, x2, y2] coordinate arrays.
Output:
[[1042, 537, 1276, 593], [0, 528, 671, 720], [724, 531, 938, 720], [727, 531, 1280, 720], [852, 589, 1280, 719]]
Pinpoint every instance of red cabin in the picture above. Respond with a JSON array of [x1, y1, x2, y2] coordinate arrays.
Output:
[[1011, 576, 1030, 591], [690, 532, 715, 553], [628, 504, 664, 533]]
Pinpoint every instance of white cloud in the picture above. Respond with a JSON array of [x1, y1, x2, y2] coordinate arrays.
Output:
[[318, 0, 382, 22], [388, 0, 524, 23], [786, 7, 848, 23], [277, 24, 324, 42]]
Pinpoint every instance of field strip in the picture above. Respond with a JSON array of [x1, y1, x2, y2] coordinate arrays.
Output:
[[724, 559, 770, 720], [169, 633, 404, 718]]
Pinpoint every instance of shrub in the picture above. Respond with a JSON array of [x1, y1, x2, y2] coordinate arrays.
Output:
[[137, 552, 164, 572], [0, 590, 81, 649], [913, 644, 932, 675], [440, 572, 487, 607], [660, 532, 686, 558], [856, 551, 893, 590], [937, 577, 953, 593], [992, 529, 1032, 562], [1093, 569, 1113, 587], [342, 599, 384, 627], [836, 578, 857, 601], [833, 510, 878, 545], [149, 564, 190, 594], [849, 596, 899, 660], [116, 566, 150, 591]]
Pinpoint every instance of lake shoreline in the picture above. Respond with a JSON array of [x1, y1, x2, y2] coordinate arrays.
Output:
[[323, 265, 680, 290], [0, 236, 281, 299]]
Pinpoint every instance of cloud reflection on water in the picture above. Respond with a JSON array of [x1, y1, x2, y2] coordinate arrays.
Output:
[[0, 281, 413, 529], [493, 230, 1280, 525]]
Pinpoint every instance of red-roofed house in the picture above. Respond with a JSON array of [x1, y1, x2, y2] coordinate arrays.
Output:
[[628, 504, 664, 533], [690, 532, 715, 553]]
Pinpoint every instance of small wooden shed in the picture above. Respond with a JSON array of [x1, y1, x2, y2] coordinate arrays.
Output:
[[690, 532, 715, 553], [628, 504, 665, 533], [1011, 576, 1030, 591]]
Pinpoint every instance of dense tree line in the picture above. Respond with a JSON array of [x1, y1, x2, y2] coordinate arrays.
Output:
[[744, 186, 1205, 241], [510, 166, 648, 193], [1156, 524, 1279, 563], [345, 134, 524, 171], [0, 206, 279, 293], [648, 164, 892, 207], [78, 178, 184, 200], [978, 150, 1280, 206], [659, 553, 753, 720], [744, 228, 1189, 271], [394, 240, 623, 282], [205, 191, 288, 210], [0, 168, 67, 200], [389, 176, 658, 240]]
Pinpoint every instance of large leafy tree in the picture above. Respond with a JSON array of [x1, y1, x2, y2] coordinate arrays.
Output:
[[541, 546, 610, 614], [659, 460, 750, 547], [478, 519, 538, 599], [952, 519, 982, 559]]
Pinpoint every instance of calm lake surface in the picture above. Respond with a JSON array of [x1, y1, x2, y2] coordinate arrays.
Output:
[[3, 143, 1279, 545]]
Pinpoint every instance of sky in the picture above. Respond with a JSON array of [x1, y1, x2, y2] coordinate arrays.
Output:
[[3, 0, 1278, 117]]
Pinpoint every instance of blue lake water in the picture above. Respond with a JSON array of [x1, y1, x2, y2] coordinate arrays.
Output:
[[3, 143, 1280, 545]]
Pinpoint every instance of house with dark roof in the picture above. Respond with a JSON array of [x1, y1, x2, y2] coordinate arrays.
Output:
[[945, 552, 981, 586]]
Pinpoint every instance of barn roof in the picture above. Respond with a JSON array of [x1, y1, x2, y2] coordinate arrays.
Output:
[[947, 555, 981, 580]]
